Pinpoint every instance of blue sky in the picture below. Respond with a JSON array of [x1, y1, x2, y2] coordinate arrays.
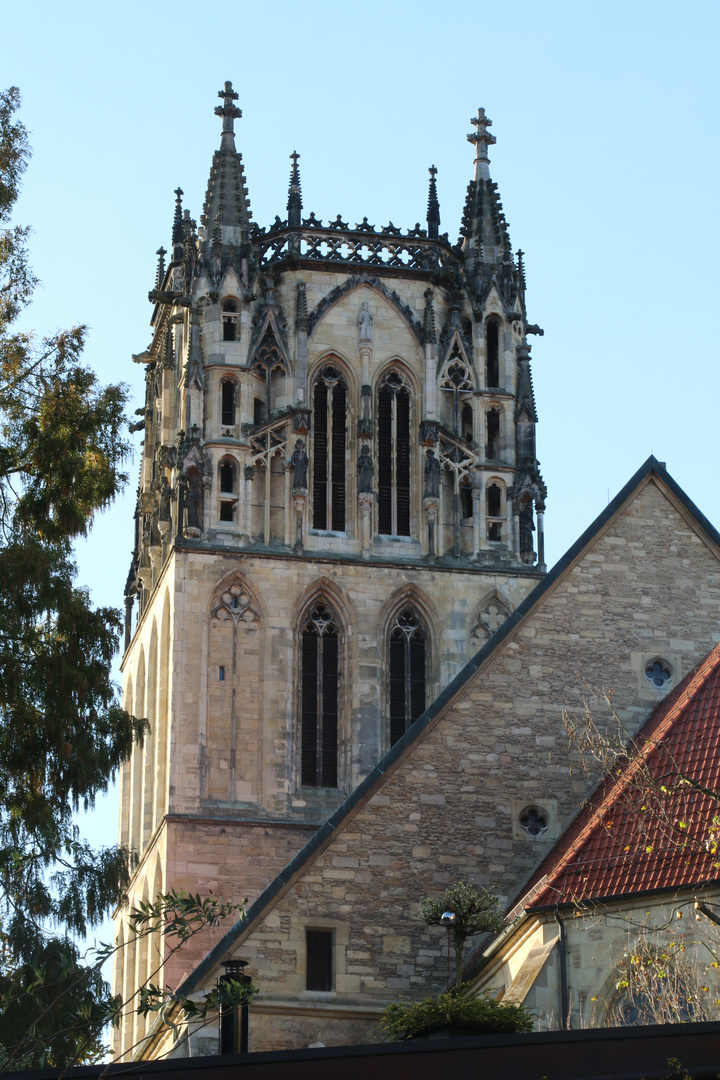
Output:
[[4, 0, 720, 952]]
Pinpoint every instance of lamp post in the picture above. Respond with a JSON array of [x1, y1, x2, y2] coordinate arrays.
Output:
[[440, 909, 457, 990], [219, 959, 252, 1055]]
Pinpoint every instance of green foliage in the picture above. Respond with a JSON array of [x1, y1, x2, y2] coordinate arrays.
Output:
[[421, 880, 504, 985], [379, 984, 535, 1041], [0, 87, 143, 1069]]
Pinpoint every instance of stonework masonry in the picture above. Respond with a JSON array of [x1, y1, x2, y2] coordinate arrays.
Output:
[[153, 471, 720, 1055]]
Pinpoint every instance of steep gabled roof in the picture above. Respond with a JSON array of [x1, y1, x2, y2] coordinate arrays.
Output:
[[506, 642, 720, 916], [178, 456, 720, 996]]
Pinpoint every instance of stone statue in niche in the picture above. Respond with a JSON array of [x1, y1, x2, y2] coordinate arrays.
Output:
[[357, 300, 373, 341], [157, 476, 173, 523], [290, 439, 308, 489], [183, 470, 203, 536], [519, 502, 535, 555], [424, 449, 440, 499], [357, 443, 373, 493]]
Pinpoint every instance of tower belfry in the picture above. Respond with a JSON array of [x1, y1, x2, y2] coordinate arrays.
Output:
[[116, 87, 547, 1056]]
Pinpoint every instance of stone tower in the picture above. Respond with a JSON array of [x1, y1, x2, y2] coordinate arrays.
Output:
[[114, 86, 547, 1053]]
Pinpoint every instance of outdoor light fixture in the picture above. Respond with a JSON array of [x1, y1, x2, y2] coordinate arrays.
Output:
[[439, 910, 456, 988], [218, 958, 252, 1055]]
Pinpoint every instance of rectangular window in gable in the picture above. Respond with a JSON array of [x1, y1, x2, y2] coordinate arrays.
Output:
[[306, 928, 333, 991]]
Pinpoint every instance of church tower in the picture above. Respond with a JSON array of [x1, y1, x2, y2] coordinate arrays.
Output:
[[114, 86, 547, 1054]]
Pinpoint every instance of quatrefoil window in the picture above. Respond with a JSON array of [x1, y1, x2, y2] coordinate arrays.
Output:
[[645, 659, 672, 688], [519, 806, 549, 838]]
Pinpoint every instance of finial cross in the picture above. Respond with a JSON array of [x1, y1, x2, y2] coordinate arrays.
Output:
[[290, 150, 300, 168], [429, 164, 438, 181], [174, 187, 183, 202], [467, 108, 496, 151], [215, 81, 242, 136]]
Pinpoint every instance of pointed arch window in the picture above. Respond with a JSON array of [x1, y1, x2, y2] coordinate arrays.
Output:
[[487, 482, 503, 541], [486, 408, 500, 459], [301, 604, 339, 788], [486, 319, 500, 386], [378, 371, 411, 536], [389, 608, 427, 746], [222, 299, 239, 342], [221, 378, 237, 427], [312, 366, 347, 531], [218, 458, 238, 523]]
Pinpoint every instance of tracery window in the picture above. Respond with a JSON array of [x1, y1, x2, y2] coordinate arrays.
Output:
[[486, 318, 500, 386], [389, 608, 427, 746], [439, 352, 474, 436], [377, 370, 411, 536], [221, 299, 238, 342], [300, 604, 339, 788], [312, 366, 347, 531], [221, 379, 237, 427]]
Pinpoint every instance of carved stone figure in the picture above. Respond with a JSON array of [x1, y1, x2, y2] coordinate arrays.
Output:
[[357, 301, 373, 341], [519, 503, 535, 554], [357, 443, 374, 493], [184, 470, 203, 534], [424, 449, 440, 499], [158, 476, 173, 523], [290, 439, 308, 489]]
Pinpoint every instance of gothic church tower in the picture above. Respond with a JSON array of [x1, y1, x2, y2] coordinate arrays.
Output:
[[115, 85, 546, 1053]]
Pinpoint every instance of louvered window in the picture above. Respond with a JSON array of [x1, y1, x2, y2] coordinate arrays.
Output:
[[301, 605, 339, 788], [377, 372, 411, 536], [312, 368, 347, 531], [389, 609, 426, 746]]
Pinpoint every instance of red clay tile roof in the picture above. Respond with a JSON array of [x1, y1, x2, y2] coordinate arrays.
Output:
[[509, 641, 720, 916]]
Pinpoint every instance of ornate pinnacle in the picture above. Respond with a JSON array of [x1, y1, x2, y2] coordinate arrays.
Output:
[[172, 188, 184, 246], [214, 81, 242, 148], [516, 248, 526, 290], [467, 108, 496, 180], [155, 247, 167, 288], [426, 164, 440, 239], [287, 150, 302, 226]]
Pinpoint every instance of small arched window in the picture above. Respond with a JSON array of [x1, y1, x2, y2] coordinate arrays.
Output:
[[218, 459, 238, 523], [300, 604, 339, 788], [221, 299, 239, 342], [461, 403, 473, 443], [378, 370, 411, 536], [486, 408, 500, 459], [313, 366, 347, 531], [486, 319, 500, 387], [487, 482, 503, 541], [221, 379, 237, 427], [389, 608, 427, 746]]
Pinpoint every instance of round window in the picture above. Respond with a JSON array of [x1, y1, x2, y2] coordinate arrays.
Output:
[[645, 659, 672, 689], [519, 806, 549, 837]]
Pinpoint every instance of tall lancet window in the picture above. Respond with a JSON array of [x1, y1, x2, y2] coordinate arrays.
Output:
[[301, 604, 339, 788], [486, 318, 500, 387], [222, 299, 238, 342], [389, 609, 427, 746], [312, 366, 347, 531], [377, 371, 411, 536]]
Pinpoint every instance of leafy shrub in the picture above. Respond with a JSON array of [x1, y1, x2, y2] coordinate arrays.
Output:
[[379, 984, 535, 1041]]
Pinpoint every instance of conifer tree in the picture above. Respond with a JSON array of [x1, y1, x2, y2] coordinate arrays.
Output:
[[0, 86, 145, 1068]]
